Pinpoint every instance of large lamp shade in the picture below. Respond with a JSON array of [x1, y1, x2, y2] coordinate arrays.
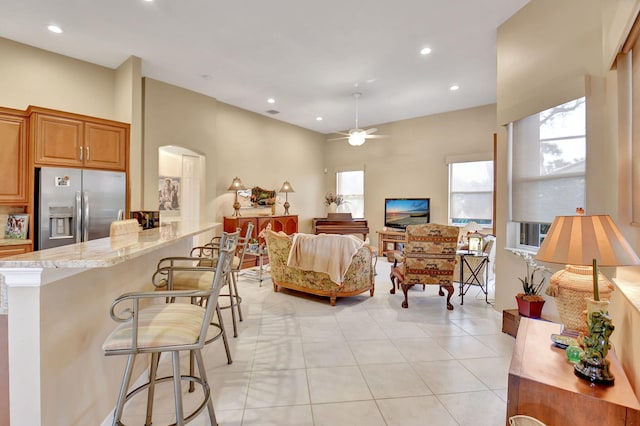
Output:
[[535, 214, 639, 332]]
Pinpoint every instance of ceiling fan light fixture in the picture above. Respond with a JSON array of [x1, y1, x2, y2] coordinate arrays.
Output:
[[348, 130, 366, 146]]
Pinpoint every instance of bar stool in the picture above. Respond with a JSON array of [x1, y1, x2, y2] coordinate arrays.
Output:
[[152, 229, 242, 366], [189, 224, 253, 337], [103, 238, 236, 426]]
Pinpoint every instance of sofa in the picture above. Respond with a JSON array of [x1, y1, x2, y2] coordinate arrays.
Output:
[[264, 230, 375, 305]]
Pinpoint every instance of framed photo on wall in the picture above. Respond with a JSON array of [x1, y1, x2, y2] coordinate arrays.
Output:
[[159, 176, 180, 212], [5, 213, 28, 239]]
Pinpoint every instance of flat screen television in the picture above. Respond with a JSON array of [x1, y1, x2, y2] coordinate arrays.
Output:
[[384, 198, 430, 230]]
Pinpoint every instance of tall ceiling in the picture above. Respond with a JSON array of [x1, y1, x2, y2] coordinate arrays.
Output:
[[1, 0, 529, 134]]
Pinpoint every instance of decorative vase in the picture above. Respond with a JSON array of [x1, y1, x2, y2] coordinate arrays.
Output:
[[327, 202, 337, 214], [515, 296, 545, 319], [546, 265, 613, 334]]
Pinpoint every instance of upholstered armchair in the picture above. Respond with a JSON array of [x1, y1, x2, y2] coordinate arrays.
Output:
[[389, 223, 459, 310]]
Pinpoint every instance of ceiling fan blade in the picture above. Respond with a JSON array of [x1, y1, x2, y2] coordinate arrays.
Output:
[[365, 134, 388, 139], [326, 136, 349, 141], [364, 128, 378, 135]]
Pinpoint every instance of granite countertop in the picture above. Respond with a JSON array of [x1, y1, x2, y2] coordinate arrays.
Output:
[[0, 221, 218, 269], [0, 239, 32, 246]]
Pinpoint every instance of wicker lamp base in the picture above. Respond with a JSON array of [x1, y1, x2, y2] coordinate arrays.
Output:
[[546, 265, 613, 334]]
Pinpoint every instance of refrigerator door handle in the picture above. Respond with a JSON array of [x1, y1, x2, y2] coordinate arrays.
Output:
[[83, 192, 90, 242], [75, 191, 82, 243]]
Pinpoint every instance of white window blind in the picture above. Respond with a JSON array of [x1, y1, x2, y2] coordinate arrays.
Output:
[[336, 170, 364, 218], [511, 98, 586, 224], [449, 160, 493, 226]]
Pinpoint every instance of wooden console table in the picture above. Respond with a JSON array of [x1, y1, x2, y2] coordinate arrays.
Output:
[[507, 318, 640, 425], [377, 229, 406, 261]]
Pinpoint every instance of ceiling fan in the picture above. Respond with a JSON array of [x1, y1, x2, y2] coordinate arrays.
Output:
[[327, 92, 386, 146]]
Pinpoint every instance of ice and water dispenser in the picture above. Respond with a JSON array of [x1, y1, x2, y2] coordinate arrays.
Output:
[[48, 206, 73, 238]]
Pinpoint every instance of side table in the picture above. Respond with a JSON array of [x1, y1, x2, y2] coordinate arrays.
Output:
[[243, 248, 270, 286], [457, 251, 489, 305]]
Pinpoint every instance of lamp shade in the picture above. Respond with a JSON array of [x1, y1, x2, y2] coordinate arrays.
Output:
[[227, 176, 246, 191], [535, 215, 640, 267], [279, 181, 295, 193]]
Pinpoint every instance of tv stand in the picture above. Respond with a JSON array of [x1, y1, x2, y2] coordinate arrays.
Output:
[[377, 229, 407, 261]]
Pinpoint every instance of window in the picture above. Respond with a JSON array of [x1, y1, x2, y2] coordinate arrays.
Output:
[[510, 97, 586, 248], [336, 170, 364, 218], [448, 160, 493, 226]]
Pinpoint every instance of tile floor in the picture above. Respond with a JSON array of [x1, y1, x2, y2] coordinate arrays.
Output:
[[116, 260, 514, 426]]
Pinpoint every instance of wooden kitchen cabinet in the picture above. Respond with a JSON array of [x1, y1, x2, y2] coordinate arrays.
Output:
[[30, 107, 129, 171], [0, 108, 29, 204], [0, 243, 32, 258], [224, 214, 298, 268]]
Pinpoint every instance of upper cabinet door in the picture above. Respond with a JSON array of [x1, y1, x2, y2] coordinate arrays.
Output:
[[0, 111, 28, 204], [33, 113, 83, 167], [32, 109, 129, 171], [84, 122, 127, 171]]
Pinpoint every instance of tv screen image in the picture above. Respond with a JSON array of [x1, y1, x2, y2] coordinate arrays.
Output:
[[384, 198, 430, 230]]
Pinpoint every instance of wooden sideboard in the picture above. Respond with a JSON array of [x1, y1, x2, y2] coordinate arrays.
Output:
[[377, 229, 406, 261], [507, 318, 640, 425], [224, 214, 298, 268]]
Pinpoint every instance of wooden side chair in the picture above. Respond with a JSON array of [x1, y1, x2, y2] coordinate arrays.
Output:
[[389, 223, 459, 310]]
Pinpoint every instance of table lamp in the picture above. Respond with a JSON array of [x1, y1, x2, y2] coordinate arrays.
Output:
[[227, 176, 246, 216], [279, 180, 295, 215], [535, 214, 639, 384]]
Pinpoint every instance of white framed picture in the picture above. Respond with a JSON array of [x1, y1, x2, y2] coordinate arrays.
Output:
[[5, 213, 28, 239], [158, 176, 180, 212]]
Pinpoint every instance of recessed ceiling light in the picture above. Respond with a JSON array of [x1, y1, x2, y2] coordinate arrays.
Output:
[[47, 25, 63, 34], [420, 47, 432, 55], [316, 116, 323, 121], [366, 78, 377, 84], [450, 85, 460, 91], [267, 98, 275, 104], [143, 0, 153, 2]]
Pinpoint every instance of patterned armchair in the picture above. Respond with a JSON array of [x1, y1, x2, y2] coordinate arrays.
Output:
[[389, 223, 459, 310]]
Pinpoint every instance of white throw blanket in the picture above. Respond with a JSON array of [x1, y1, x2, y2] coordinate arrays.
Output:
[[287, 233, 364, 285]]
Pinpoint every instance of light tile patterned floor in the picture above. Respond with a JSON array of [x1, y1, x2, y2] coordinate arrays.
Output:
[[114, 260, 513, 425]]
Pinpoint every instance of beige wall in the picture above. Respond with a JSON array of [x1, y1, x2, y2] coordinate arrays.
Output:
[[324, 104, 497, 238], [0, 38, 116, 119], [142, 78, 218, 218], [214, 102, 326, 233]]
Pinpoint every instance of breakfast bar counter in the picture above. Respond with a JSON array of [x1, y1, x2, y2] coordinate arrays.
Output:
[[0, 221, 220, 426]]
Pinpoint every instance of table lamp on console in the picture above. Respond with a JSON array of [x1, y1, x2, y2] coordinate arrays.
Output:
[[228, 176, 246, 216], [279, 180, 295, 215], [535, 213, 639, 385]]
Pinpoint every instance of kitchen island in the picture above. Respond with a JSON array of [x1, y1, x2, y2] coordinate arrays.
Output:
[[0, 221, 220, 426]]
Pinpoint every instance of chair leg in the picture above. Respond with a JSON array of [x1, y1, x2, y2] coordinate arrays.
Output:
[[217, 304, 233, 364], [113, 354, 136, 426], [194, 348, 218, 426], [145, 353, 160, 426], [232, 270, 243, 322], [226, 276, 239, 337], [171, 351, 185, 426]]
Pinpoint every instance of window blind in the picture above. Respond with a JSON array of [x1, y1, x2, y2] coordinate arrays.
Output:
[[511, 99, 586, 224]]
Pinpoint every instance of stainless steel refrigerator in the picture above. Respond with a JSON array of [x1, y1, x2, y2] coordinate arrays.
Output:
[[36, 167, 126, 250]]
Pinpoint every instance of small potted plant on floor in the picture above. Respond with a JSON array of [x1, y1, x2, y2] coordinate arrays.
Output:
[[511, 250, 548, 318]]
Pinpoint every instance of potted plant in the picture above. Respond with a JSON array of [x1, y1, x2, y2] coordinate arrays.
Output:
[[249, 238, 259, 252], [511, 250, 548, 318]]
